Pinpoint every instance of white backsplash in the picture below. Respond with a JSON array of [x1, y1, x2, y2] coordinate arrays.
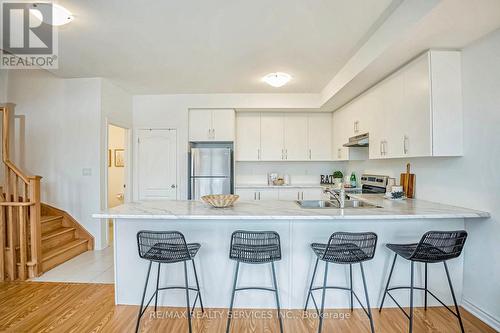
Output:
[[235, 161, 346, 185]]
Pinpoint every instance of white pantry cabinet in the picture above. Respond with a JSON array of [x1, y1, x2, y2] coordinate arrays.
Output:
[[189, 109, 235, 142]]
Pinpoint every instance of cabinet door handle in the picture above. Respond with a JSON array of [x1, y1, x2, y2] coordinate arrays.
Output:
[[338, 148, 341, 159], [309, 149, 312, 160], [257, 148, 260, 160], [301, 192, 304, 200], [254, 192, 257, 200], [212, 128, 215, 139], [380, 141, 383, 156], [286, 149, 288, 160], [297, 192, 300, 200], [383, 141, 387, 156], [258, 192, 261, 200], [403, 136, 409, 154]]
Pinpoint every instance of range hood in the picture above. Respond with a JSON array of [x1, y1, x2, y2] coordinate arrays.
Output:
[[343, 133, 369, 147]]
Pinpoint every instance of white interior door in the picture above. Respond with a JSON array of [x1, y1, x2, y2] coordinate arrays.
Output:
[[137, 129, 177, 200]]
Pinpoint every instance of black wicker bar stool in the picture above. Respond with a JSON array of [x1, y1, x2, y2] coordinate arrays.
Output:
[[379, 230, 468, 333], [136, 230, 204, 333], [226, 230, 283, 333], [304, 232, 377, 333]]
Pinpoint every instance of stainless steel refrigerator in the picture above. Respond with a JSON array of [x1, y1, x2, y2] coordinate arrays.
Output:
[[188, 143, 234, 200]]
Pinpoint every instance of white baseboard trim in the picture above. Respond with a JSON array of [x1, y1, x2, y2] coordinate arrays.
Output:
[[462, 298, 500, 332]]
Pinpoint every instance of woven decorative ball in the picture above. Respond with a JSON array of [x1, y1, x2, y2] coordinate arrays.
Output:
[[201, 194, 239, 208]]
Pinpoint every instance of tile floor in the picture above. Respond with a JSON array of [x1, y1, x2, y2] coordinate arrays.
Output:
[[31, 246, 114, 284]]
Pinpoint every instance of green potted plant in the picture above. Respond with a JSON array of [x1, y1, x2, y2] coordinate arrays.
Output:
[[332, 171, 344, 185]]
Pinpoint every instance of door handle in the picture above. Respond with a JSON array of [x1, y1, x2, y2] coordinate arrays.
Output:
[[171, 184, 176, 188], [258, 192, 261, 200], [403, 135, 409, 154], [254, 192, 257, 200], [309, 149, 312, 160]]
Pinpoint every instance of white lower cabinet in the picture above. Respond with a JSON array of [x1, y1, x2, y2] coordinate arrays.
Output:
[[237, 187, 323, 201], [278, 188, 302, 201], [235, 188, 279, 201]]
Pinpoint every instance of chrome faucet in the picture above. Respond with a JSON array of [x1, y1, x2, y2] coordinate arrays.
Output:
[[324, 187, 345, 208]]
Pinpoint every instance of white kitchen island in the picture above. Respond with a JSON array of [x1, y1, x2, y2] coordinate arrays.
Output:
[[94, 195, 489, 310]]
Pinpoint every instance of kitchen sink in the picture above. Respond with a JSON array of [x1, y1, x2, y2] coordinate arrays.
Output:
[[296, 200, 338, 208], [296, 200, 382, 209]]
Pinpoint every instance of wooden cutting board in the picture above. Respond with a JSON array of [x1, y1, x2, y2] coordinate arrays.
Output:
[[400, 163, 415, 198]]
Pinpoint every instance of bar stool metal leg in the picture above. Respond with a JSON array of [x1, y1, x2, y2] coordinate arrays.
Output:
[[409, 261, 414, 333], [424, 263, 428, 311], [349, 264, 354, 312], [271, 262, 284, 333], [184, 261, 192, 333], [379, 253, 397, 312], [304, 257, 319, 311], [135, 261, 152, 333], [444, 262, 465, 333], [192, 259, 205, 313], [154, 263, 161, 311], [318, 262, 329, 333], [360, 262, 375, 333], [226, 261, 240, 333]]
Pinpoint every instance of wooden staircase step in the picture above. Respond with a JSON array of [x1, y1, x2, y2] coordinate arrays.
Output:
[[41, 239, 88, 272], [41, 215, 64, 233], [41, 227, 76, 252]]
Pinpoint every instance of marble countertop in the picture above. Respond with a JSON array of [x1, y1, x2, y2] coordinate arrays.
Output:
[[93, 194, 490, 220]]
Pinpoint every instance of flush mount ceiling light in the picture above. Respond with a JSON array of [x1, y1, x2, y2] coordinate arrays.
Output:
[[31, 3, 74, 26], [262, 72, 292, 87]]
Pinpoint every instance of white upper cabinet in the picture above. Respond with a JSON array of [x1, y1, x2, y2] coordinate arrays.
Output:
[[236, 112, 261, 161], [235, 112, 333, 161], [308, 113, 332, 160], [335, 50, 462, 160], [212, 109, 236, 141], [189, 109, 235, 142], [260, 113, 285, 161], [284, 114, 308, 161]]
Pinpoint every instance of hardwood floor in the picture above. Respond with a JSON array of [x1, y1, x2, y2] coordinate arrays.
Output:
[[0, 282, 496, 333]]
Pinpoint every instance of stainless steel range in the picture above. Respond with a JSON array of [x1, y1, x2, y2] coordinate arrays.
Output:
[[360, 174, 389, 194]]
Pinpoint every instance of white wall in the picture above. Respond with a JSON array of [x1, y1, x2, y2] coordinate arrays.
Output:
[[7, 70, 103, 246], [6, 71, 133, 249], [346, 29, 500, 328], [0, 69, 8, 102], [236, 161, 345, 185], [133, 94, 321, 199]]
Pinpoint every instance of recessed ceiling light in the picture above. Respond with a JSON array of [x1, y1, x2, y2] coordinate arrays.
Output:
[[31, 3, 74, 26], [262, 72, 292, 87]]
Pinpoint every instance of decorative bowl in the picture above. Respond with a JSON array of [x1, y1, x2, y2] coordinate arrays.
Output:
[[201, 194, 239, 208]]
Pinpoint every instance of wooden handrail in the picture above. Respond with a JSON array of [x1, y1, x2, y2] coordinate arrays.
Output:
[[0, 104, 43, 281], [0, 202, 35, 207]]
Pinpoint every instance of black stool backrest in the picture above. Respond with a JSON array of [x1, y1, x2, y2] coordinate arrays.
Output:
[[137, 230, 190, 263], [229, 230, 281, 264], [411, 230, 467, 263], [323, 232, 378, 263]]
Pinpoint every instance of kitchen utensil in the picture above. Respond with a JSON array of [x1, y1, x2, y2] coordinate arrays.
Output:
[[201, 194, 239, 208], [400, 163, 415, 198]]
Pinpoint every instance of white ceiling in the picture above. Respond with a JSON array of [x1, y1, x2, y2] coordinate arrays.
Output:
[[53, 0, 395, 94]]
